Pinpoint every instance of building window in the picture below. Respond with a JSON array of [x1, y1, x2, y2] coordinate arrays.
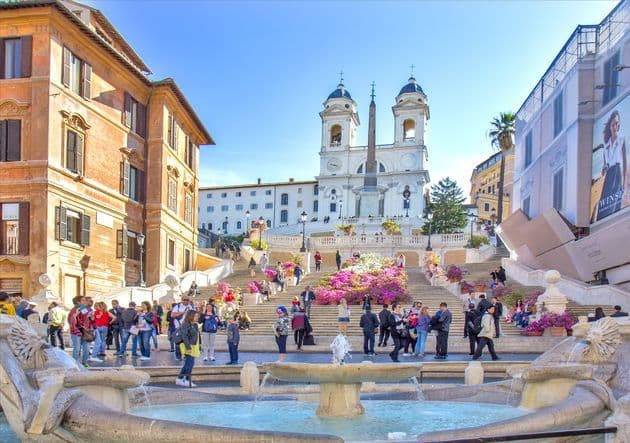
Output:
[[331, 189, 337, 195], [403, 199, 410, 209], [297, 201, 303, 208], [403, 119, 415, 140], [206, 193, 212, 199], [62, 46, 91, 98], [236, 221, 242, 230], [250, 203, 258, 210], [122, 93, 146, 138], [207, 206, 214, 212], [266, 219, 271, 228], [221, 205, 229, 212], [235, 191, 242, 197], [0, 119, 21, 161], [379, 162, 386, 173], [207, 223, 213, 231], [281, 193, 289, 205], [603, 51, 620, 105], [313, 200, 318, 212], [1, 36, 31, 79], [221, 192, 227, 198], [330, 124, 342, 145], [330, 202, 337, 212], [265, 202, 273, 209], [121, 161, 143, 202], [484, 203, 490, 212], [1, 202, 28, 255], [185, 193, 193, 225], [65, 129, 84, 175], [167, 177, 177, 212], [298, 187, 302, 194], [116, 229, 140, 260], [314, 185, 319, 196], [184, 248, 191, 272], [185, 137, 195, 169], [522, 196, 531, 218], [167, 239, 175, 267], [357, 164, 364, 174], [280, 210, 288, 223], [235, 204, 243, 211], [553, 90, 563, 137], [167, 112, 178, 150], [222, 220, 228, 232], [553, 168, 564, 211], [524, 131, 533, 168], [250, 191, 256, 196], [55, 206, 90, 246]]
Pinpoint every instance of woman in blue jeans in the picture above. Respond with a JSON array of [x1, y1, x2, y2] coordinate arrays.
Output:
[[137, 301, 155, 361], [414, 306, 431, 357], [177, 310, 200, 387]]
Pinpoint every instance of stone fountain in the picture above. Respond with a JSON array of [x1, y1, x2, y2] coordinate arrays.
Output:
[[263, 335, 422, 417]]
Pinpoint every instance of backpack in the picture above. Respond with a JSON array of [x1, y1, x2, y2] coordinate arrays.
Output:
[[203, 315, 218, 333], [468, 314, 483, 335], [172, 326, 184, 345]]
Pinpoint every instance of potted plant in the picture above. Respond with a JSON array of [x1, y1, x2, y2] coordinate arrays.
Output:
[[335, 224, 355, 235], [381, 220, 401, 235], [473, 280, 488, 292], [460, 280, 474, 294], [445, 264, 468, 283], [523, 312, 577, 337]]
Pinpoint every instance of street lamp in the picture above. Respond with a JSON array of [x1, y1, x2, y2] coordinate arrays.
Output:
[[300, 211, 307, 253], [245, 210, 250, 234], [224, 216, 228, 234], [403, 187, 411, 218], [137, 233, 145, 287], [338, 199, 343, 220], [215, 227, 222, 257], [425, 212, 433, 251], [466, 212, 477, 248], [257, 216, 264, 250]]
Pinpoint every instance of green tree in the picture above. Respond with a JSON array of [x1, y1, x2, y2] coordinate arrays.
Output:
[[423, 177, 467, 234], [488, 112, 515, 152]]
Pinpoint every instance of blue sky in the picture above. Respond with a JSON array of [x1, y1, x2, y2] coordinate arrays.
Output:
[[89, 0, 617, 198]]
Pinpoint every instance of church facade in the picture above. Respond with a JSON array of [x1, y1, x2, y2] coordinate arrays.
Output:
[[198, 77, 430, 235]]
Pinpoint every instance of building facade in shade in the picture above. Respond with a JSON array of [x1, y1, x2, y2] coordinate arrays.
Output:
[[0, 0, 214, 303], [504, 0, 630, 286], [200, 78, 430, 236], [469, 149, 513, 225]]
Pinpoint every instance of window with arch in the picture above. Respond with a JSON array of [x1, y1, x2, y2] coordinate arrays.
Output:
[[208, 222, 213, 231], [403, 119, 416, 140], [236, 221, 242, 230], [379, 162, 386, 173], [330, 124, 342, 146], [281, 193, 289, 205], [356, 163, 386, 174], [222, 220, 228, 232], [266, 219, 271, 228], [356, 164, 363, 174], [280, 210, 288, 223]]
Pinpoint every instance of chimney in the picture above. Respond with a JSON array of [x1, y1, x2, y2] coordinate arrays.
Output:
[[257, 178, 261, 184], [289, 177, 294, 183]]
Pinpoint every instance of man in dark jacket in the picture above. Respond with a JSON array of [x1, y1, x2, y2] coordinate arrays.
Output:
[[301, 286, 316, 318], [388, 303, 404, 362], [378, 304, 390, 347], [492, 296, 503, 338], [465, 304, 481, 355], [108, 300, 124, 352], [360, 307, 380, 356], [118, 302, 139, 358], [434, 302, 452, 360], [477, 294, 492, 314]]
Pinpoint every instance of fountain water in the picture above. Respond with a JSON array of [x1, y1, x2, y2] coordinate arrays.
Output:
[[408, 376, 425, 401], [330, 334, 351, 364]]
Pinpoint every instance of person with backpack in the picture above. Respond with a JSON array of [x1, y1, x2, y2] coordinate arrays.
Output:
[[434, 302, 452, 360], [360, 306, 379, 356], [378, 304, 390, 347], [226, 314, 240, 365], [292, 307, 307, 351], [388, 303, 404, 362], [198, 304, 219, 361], [170, 296, 195, 360], [465, 303, 481, 356], [294, 264, 303, 286], [414, 306, 431, 357], [176, 310, 200, 387], [472, 305, 500, 361]]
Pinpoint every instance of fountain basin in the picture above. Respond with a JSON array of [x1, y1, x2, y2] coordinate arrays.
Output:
[[263, 362, 422, 417]]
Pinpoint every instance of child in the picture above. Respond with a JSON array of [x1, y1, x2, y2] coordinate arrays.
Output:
[[226, 314, 240, 365]]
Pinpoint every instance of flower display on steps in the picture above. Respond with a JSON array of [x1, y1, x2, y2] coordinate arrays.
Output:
[[247, 280, 263, 294]]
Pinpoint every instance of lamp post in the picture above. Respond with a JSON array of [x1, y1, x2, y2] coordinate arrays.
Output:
[[403, 187, 411, 218], [136, 233, 145, 287], [467, 212, 477, 248], [425, 212, 433, 251], [245, 210, 250, 235], [300, 211, 307, 253], [224, 216, 228, 234], [216, 227, 222, 257], [257, 216, 264, 250], [338, 199, 343, 220]]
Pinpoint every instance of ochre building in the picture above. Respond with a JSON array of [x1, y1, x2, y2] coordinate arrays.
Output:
[[0, 0, 214, 304], [469, 149, 513, 225]]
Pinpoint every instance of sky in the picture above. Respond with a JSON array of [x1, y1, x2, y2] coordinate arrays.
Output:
[[88, 0, 618, 199]]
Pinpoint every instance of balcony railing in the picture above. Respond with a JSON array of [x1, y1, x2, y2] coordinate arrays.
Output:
[[264, 233, 470, 250]]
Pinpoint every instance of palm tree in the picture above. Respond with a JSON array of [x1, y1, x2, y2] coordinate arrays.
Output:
[[488, 112, 516, 152]]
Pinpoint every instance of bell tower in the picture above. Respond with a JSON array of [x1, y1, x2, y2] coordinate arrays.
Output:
[[319, 77, 359, 152], [392, 75, 429, 146]]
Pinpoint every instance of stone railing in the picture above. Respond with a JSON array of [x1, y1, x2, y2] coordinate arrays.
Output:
[[264, 233, 469, 250], [99, 259, 234, 306]]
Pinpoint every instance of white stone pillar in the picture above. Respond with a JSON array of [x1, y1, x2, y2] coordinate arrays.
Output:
[[535, 270, 568, 319], [464, 361, 484, 385]]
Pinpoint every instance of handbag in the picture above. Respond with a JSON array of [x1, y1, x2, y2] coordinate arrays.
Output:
[[409, 328, 418, 340], [81, 328, 96, 342], [129, 325, 140, 336]]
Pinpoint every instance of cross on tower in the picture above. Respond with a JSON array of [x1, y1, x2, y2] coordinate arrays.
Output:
[[338, 70, 344, 84], [370, 81, 375, 100], [410, 64, 415, 76]]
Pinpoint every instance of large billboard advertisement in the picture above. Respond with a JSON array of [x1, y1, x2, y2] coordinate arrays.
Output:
[[590, 94, 630, 223]]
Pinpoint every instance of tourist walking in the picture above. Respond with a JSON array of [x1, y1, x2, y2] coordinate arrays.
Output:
[[108, 300, 123, 352], [465, 303, 481, 356], [153, 300, 164, 335], [118, 301, 139, 358], [414, 306, 431, 357], [337, 298, 350, 335], [362, 294, 372, 312], [248, 257, 257, 277], [292, 307, 306, 350], [360, 307, 379, 356], [137, 301, 154, 361], [177, 310, 200, 387], [198, 304, 219, 361], [314, 251, 322, 271], [260, 253, 269, 272], [403, 308, 418, 356], [472, 305, 500, 361], [492, 297, 503, 338], [68, 296, 96, 366], [301, 285, 316, 318], [388, 303, 404, 362], [477, 294, 492, 314], [48, 302, 67, 350], [294, 264, 303, 286], [274, 306, 290, 361], [335, 250, 342, 271], [226, 314, 240, 364], [497, 266, 507, 285], [434, 302, 452, 360], [396, 254, 406, 268], [93, 302, 115, 357], [171, 296, 195, 360], [378, 304, 391, 347]]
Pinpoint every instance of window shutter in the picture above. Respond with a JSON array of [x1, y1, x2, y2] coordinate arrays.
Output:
[[20, 36, 32, 78], [81, 62, 91, 99], [123, 93, 132, 128], [122, 228, 128, 258], [138, 169, 146, 202], [121, 160, 130, 196], [80, 214, 90, 246], [117, 228, 128, 258], [62, 46, 71, 87], [173, 122, 179, 150], [137, 102, 147, 138], [0, 39, 5, 79], [58, 206, 67, 241], [7, 120, 21, 161], [0, 120, 6, 161], [167, 113, 173, 146], [18, 202, 29, 255], [76, 133, 84, 175]]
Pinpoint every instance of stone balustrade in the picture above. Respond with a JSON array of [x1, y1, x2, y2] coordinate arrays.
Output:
[[264, 233, 470, 250]]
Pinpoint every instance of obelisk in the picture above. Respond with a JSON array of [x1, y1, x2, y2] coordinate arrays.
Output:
[[359, 82, 382, 217]]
